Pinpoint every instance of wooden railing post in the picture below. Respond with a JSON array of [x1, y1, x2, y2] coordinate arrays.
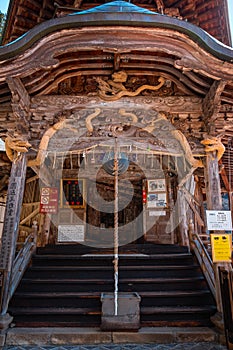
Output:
[[204, 149, 232, 328], [0, 154, 27, 331], [188, 218, 195, 250], [32, 220, 38, 251]]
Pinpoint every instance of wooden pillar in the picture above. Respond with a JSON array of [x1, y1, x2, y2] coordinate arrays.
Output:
[[204, 151, 231, 320], [0, 154, 27, 329]]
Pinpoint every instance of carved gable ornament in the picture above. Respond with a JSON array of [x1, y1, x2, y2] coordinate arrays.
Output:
[[95, 71, 165, 101]]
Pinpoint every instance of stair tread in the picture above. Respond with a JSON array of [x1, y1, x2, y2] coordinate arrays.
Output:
[[13, 289, 211, 298], [33, 253, 193, 259], [28, 265, 199, 271], [10, 305, 215, 314], [9, 307, 100, 315], [21, 276, 204, 283], [141, 305, 216, 313]]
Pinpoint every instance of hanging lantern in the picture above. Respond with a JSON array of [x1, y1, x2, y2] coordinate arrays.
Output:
[[102, 151, 129, 176]]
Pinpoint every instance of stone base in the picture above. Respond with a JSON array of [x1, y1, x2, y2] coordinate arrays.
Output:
[[101, 293, 141, 331], [210, 312, 225, 331], [0, 314, 13, 333], [5, 327, 220, 346]]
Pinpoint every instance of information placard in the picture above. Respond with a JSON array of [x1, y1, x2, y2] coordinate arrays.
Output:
[[40, 187, 58, 214], [206, 210, 232, 231], [211, 234, 232, 262], [58, 225, 85, 242]]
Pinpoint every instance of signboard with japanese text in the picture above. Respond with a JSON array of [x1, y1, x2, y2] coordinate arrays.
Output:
[[211, 234, 232, 262], [40, 187, 58, 214], [206, 210, 232, 231]]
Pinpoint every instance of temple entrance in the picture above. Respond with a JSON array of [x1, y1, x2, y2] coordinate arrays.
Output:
[[86, 177, 143, 245]]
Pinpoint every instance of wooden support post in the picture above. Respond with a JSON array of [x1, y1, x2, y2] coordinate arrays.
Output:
[[41, 214, 51, 247], [0, 154, 27, 330], [204, 151, 232, 326]]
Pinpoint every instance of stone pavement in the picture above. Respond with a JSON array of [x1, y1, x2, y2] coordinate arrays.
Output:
[[2, 343, 228, 350]]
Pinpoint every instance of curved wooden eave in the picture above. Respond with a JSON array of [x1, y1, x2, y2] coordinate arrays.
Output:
[[0, 9, 233, 63], [0, 26, 233, 86]]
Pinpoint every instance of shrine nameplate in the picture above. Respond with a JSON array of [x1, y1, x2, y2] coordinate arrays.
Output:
[[58, 225, 85, 242], [60, 179, 85, 208]]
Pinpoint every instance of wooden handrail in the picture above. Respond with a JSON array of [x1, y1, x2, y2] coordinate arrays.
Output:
[[188, 219, 216, 299], [8, 221, 38, 304]]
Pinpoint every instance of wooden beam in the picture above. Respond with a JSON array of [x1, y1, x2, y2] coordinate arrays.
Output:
[[22, 202, 40, 207], [219, 160, 230, 192], [6, 77, 30, 135], [202, 80, 226, 133], [26, 175, 39, 184], [31, 95, 202, 114], [20, 207, 39, 225]]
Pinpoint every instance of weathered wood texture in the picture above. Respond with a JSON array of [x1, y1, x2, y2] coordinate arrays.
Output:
[[0, 154, 27, 315]]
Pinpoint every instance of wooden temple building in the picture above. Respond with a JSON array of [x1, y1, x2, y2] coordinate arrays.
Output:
[[0, 0, 233, 345]]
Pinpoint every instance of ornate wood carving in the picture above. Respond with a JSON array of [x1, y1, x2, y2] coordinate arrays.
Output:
[[30, 95, 202, 114], [96, 73, 165, 101], [155, 0, 164, 13]]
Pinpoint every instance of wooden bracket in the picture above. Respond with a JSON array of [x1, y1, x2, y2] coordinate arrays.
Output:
[[202, 80, 226, 133], [6, 77, 30, 135]]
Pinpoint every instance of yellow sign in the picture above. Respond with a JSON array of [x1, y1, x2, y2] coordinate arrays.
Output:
[[211, 234, 232, 263]]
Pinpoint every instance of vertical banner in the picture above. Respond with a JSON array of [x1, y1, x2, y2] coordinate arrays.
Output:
[[40, 187, 58, 214]]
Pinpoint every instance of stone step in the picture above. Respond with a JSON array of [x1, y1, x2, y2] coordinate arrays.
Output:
[[4, 327, 223, 346]]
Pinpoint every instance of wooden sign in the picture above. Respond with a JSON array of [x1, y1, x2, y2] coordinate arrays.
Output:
[[40, 187, 58, 214], [211, 234, 232, 262], [60, 179, 85, 208]]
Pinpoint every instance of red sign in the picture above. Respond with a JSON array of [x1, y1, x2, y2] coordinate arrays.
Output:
[[40, 187, 58, 214], [142, 189, 147, 204]]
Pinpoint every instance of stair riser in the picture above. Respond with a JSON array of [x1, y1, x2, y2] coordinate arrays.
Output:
[[17, 279, 207, 292], [10, 294, 214, 308], [32, 257, 195, 267]]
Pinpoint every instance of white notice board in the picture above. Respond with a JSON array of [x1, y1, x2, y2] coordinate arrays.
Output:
[[206, 210, 232, 231], [58, 225, 85, 242]]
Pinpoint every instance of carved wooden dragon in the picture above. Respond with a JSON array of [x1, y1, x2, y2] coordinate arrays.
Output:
[[5, 119, 66, 166], [96, 71, 165, 101]]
